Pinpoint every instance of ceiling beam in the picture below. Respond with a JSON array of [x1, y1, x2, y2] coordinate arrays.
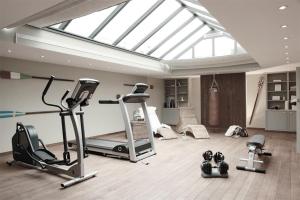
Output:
[[89, 2, 128, 39], [131, 6, 184, 51], [159, 24, 206, 59], [113, 0, 165, 46], [58, 20, 71, 30], [147, 16, 195, 56]]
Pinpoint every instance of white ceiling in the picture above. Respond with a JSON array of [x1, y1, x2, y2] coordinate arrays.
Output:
[[0, 0, 65, 29], [200, 0, 300, 68]]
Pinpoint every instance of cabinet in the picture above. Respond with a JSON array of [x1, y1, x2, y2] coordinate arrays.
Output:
[[265, 110, 296, 132], [164, 79, 188, 108], [265, 71, 296, 132]]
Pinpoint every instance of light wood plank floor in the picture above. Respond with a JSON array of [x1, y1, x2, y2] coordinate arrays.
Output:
[[0, 130, 299, 200]]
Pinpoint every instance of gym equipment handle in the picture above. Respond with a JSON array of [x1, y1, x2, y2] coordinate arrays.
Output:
[[99, 100, 119, 104], [43, 76, 55, 96], [61, 90, 70, 101]]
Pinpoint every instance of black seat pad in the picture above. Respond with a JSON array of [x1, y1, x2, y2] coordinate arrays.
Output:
[[247, 134, 265, 148]]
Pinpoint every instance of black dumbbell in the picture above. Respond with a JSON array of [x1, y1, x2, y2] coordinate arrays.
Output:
[[213, 152, 229, 175], [202, 150, 213, 161]]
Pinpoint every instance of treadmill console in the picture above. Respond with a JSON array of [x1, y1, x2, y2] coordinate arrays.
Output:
[[67, 78, 99, 108], [131, 83, 148, 94]]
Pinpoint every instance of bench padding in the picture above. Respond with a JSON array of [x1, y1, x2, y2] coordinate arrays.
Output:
[[247, 134, 265, 148]]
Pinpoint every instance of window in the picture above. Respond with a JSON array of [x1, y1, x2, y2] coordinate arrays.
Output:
[[151, 18, 203, 58], [194, 38, 213, 58], [94, 0, 158, 44], [214, 36, 235, 56], [178, 49, 193, 60], [237, 42, 247, 54], [136, 9, 193, 55], [64, 6, 117, 37], [164, 25, 211, 60], [117, 0, 181, 50]]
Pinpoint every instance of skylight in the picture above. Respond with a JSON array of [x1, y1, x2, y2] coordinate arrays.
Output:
[[48, 0, 246, 60]]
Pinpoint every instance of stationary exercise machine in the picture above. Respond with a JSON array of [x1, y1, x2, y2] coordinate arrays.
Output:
[[68, 83, 156, 162], [7, 76, 99, 188], [236, 134, 272, 173]]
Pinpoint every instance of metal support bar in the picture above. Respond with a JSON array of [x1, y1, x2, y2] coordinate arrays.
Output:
[[183, 3, 213, 19], [58, 20, 71, 30], [159, 24, 205, 59], [89, 2, 128, 39], [113, 0, 165, 46], [205, 21, 225, 32], [131, 6, 184, 51], [147, 15, 195, 55]]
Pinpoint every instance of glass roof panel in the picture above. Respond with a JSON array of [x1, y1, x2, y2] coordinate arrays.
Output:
[[64, 6, 117, 37], [136, 9, 193, 55], [94, 0, 158, 44], [117, 0, 181, 50], [163, 25, 211, 60], [151, 18, 203, 58], [194, 38, 213, 58], [51, 23, 61, 29], [215, 36, 235, 56], [178, 48, 193, 60]]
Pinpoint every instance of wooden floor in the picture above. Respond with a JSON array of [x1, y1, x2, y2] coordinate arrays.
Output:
[[1, 130, 300, 200]]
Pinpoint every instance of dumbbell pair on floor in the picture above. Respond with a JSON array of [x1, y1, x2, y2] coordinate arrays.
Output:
[[201, 150, 229, 175]]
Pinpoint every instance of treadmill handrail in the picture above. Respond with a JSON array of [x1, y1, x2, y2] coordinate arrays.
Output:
[[99, 100, 119, 104]]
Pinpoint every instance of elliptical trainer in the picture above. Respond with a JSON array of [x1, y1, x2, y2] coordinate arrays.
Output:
[[7, 76, 99, 188]]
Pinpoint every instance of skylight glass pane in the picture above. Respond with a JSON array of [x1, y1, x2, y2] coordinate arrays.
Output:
[[117, 0, 181, 50], [136, 9, 193, 55], [151, 18, 203, 58], [194, 38, 213, 58], [64, 6, 116, 37], [94, 0, 158, 44], [237, 42, 247, 54], [50, 23, 61, 29], [181, 0, 209, 13], [164, 26, 211, 60], [215, 36, 235, 56], [178, 49, 193, 60]]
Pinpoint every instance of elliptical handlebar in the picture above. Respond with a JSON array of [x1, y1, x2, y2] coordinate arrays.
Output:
[[43, 76, 55, 97], [42, 76, 63, 112]]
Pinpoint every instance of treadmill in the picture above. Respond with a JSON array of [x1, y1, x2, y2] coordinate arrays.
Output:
[[69, 83, 156, 162]]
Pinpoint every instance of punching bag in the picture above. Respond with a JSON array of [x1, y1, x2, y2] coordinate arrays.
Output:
[[208, 75, 220, 126]]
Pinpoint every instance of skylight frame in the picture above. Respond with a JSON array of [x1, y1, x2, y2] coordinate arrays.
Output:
[[47, 0, 239, 61]]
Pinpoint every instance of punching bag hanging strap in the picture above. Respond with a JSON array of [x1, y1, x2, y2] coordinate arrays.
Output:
[[210, 74, 219, 90]]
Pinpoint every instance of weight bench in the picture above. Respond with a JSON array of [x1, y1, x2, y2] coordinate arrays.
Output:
[[236, 134, 272, 173]]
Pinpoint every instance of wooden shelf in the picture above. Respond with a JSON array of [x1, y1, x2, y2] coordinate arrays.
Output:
[[268, 100, 286, 102], [268, 90, 287, 92], [267, 81, 287, 83]]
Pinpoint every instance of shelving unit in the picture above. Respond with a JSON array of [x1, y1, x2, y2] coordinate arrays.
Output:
[[265, 71, 296, 132], [164, 79, 188, 108]]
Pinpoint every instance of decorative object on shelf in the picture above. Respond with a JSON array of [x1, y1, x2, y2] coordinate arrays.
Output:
[[285, 101, 289, 110], [273, 80, 282, 82], [0, 70, 74, 82], [0, 110, 60, 118], [274, 84, 281, 91], [290, 86, 296, 91], [208, 74, 220, 126], [249, 76, 264, 125], [272, 96, 280, 100]]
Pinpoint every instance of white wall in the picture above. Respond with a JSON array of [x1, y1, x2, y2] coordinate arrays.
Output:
[[189, 77, 201, 122], [246, 74, 267, 128], [0, 57, 164, 153], [296, 67, 300, 153]]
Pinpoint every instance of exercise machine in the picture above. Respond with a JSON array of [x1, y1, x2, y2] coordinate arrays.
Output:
[[7, 76, 99, 188], [68, 83, 156, 162], [236, 134, 272, 173], [201, 150, 229, 178]]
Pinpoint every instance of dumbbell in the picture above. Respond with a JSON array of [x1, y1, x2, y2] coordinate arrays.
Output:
[[201, 150, 213, 174], [213, 152, 229, 175]]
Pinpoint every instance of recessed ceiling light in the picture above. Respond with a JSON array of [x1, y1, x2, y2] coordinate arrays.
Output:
[[283, 37, 288, 40], [41, 55, 45, 58], [286, 57, 289, 60], [284, 45, 289, 49], [279, 5, 288, 10], [8, 49, 12, 53], [88, 63, 92, 66], [285, 52, 289, 55], [286, 61, 290, 64], [281, 25, 288, 28]]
